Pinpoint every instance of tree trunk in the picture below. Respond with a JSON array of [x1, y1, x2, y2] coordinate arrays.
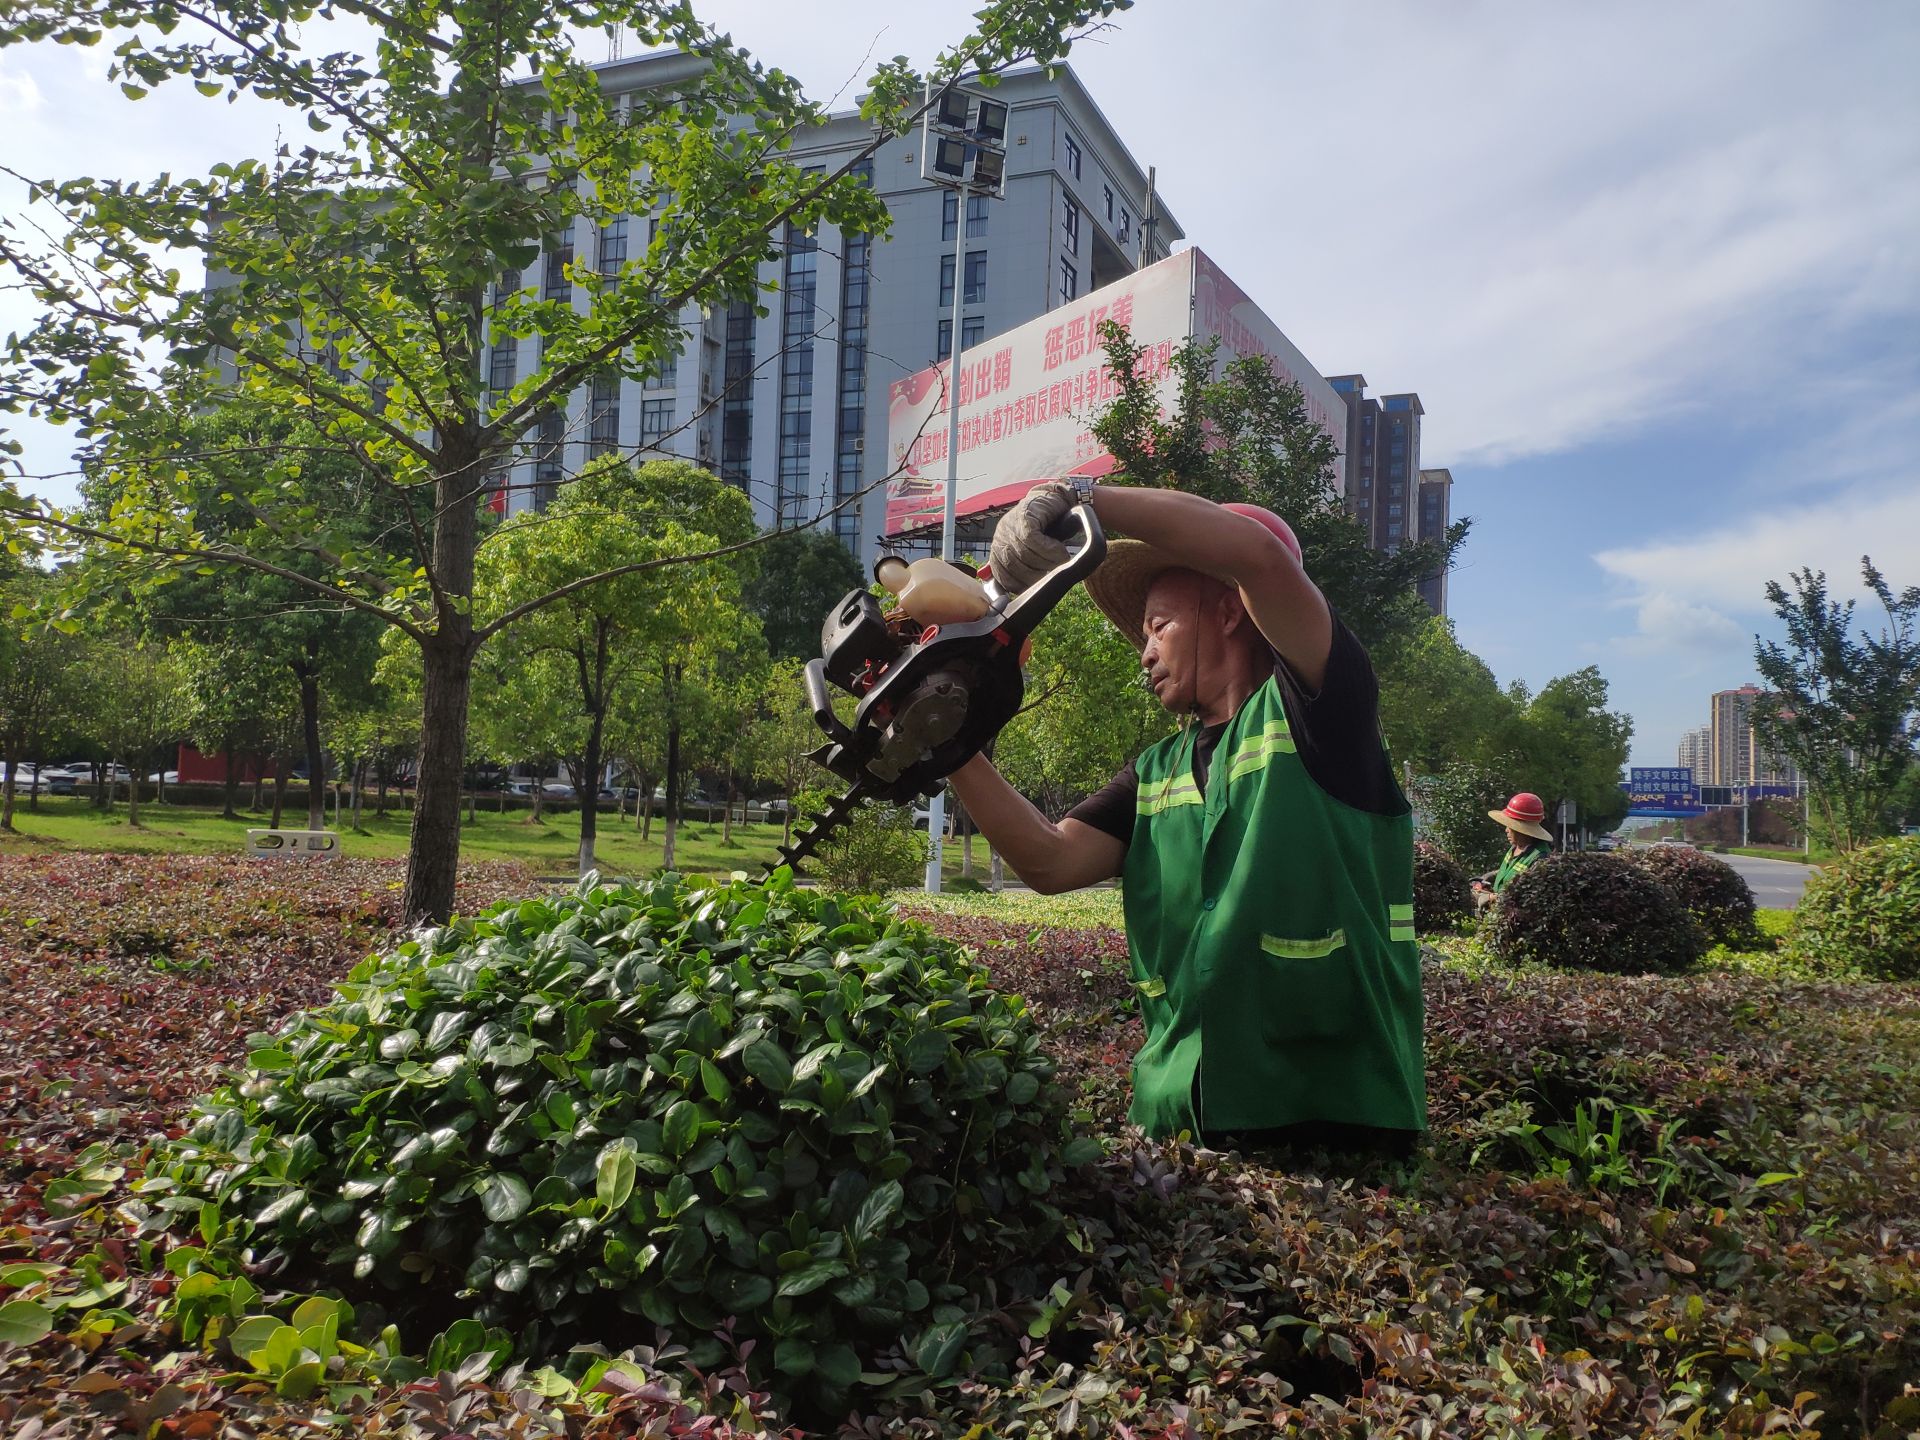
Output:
[[125, 756, 141, 828], [578, 733, 606, 878], [962, 806, 974, 878], [250, 761, 264, 814], [376, 763, 389, 818], [270, 756, 288, 829], [642, 791, 653, 840], [530, 772, 546, 825], [222, 746, 240, 821], [403, 629, 475, 926], [721, 765, 735, 846], [25, 761, 38, 815], [352, 758, 365, 832], [467, 776, 477, 824], [990, 846, 1004, 893], [1, 756, 17, 832], [298, 664, 325, 831], [662, 720, 681, 870]]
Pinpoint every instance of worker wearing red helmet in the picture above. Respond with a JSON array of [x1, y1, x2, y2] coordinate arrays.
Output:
[[1472, 793, 1555, 909], [949, 480, 1423, 1156]]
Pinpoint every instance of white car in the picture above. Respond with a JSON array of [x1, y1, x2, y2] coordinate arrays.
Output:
[[146, 770, 181, 784]]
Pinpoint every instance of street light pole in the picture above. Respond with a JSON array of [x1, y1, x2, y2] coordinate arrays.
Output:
[[923, 179, 969, 893]]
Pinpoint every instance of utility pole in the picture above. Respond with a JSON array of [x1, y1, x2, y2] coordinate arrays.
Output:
[[917, 81, 1007, 893]]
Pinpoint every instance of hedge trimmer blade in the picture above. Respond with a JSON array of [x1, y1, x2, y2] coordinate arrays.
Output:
[[766, 784, 874, 877]]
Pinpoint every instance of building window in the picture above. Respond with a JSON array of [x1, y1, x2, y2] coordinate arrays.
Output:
[[721, 300, 755, 486], [543, 230, 574, 302], [597, 217, 627, 277], [1062, 196, 1079, 255], [646, 343, 677, 391], [1118, 206, 1130, 244], [777, 220, 819, 527], [941, 192, 989, 241], [1059, 257, 1077, 304], [534, 408, 564, 509], [1388, 503, 1403, 518], [1103, 184, 1114, 221], [1063, 131, 1081, 179], [588, 374, 619, 458], [943, 252, 987, 307], [937, 315, 987, 361], [832, 163, 874, 547], [640, 397, 673, 449], [487, 334, 516, 411]]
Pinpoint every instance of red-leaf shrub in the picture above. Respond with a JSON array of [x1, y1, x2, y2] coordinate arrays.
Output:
[[1623, 844, 1759, 946], [1489, 852, 1706, 974], [1413, 841, 1474, 933]]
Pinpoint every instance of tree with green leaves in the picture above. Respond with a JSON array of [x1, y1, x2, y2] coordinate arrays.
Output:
[[1753, 557, 1919, 852], [1510, 667, 1633, 838], [744, 529, 866, 667], [0, 0, 1134, 921], [995, 587, 1169, 816], [86, 634, 191, 827], [177, 637, 293, 820], [1090, 326, 1467, 654], [476, 457, 756, 873], [1375, 615, 1524, 779], [1, 569, 83, 828]]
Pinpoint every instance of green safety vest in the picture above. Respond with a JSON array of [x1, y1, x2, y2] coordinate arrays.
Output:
[[1121, 675, 1425, 1140], [1493, 841, 1550, 892]]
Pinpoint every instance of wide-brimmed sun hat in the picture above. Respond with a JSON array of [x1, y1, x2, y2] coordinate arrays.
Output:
[[1488, 791, 1554, 843], [1084, 501, 1303, 651]]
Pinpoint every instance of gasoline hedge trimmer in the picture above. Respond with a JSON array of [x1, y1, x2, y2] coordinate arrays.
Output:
[[768, 503, 1105, 874]]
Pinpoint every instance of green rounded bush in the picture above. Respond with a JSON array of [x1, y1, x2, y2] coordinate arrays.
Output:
[[152, 873, 1094, 1399], [795, 786, 926, 893], [1489, 852, 1705, 974], [1412, 841, 1473, 933], [1622, 844, 1758, 946], [1789, 834, 1920, 980]]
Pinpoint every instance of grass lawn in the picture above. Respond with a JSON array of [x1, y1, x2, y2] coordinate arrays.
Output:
[[0, 795, 798, 878]]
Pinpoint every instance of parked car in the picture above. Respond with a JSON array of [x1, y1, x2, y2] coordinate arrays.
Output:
[[146, 770, 181, 784], [1652, 837, 1695, 850], [1593, 835, 1620, 852]]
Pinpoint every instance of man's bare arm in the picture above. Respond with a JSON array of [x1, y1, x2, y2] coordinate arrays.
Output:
[[1090, 486, 1332, 691], [947, 754, 1125, 894]]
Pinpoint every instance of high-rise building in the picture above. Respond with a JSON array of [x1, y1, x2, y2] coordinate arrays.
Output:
[[1415, 468, 1452, 614], [487, 58, 1181, 558], [1328, 375, 1447, 614], [1749, 729, 1800, 788], [1677, 724, 1713, 779], [1710, 685, 1765, 786]]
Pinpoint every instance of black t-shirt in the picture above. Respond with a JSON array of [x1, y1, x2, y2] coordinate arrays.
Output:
[[1066, 614, 1404, 843]]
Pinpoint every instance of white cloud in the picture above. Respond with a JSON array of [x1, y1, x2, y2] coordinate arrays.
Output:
[[1595, 482, 1920, 652], [0, 61, 42, 115]]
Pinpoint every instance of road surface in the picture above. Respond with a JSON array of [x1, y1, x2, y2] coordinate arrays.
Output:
[[1717, 850, 1816, 909]]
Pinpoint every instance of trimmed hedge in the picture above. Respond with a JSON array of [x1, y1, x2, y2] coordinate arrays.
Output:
[[1412, 841, 1474, 933], [1490, 852, 1706, 974], [150, 872, 1093, 1404], [1624, 844, 1759, 945], [1790, 834, 1920, 980]]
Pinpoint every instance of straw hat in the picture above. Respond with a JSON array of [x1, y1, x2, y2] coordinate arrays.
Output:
[[1488, 792, 1554, 843], [1084, 502, 1303, 651]]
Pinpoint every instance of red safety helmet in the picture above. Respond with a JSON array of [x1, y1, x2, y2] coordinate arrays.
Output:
[[1499, 793, 1548, 826], [1222, 502, 1303, 564]]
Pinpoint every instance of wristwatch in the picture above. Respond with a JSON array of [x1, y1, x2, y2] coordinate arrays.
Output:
[[1065, 476, 1097, 506]]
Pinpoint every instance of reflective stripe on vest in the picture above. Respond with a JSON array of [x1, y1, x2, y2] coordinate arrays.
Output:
[[1223, 719, 1297, 783], [1139, 773, 1203, 817], [1388, 901, 1415, 944]]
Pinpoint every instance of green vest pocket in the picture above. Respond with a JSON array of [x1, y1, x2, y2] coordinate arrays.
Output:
[[1258, 929, 1348, 960]]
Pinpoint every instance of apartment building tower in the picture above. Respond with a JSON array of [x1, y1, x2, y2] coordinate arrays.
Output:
[[485, 57, 1180, 560], [1677, 725, 1713, 780]]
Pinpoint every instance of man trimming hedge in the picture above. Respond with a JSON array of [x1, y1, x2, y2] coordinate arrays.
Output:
[[948, 481, 1425, 1155]]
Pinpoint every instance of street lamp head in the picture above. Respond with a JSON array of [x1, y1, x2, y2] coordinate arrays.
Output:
[[932, 135, 970, 181], [969, 146, 1006, 195], [972, 98, 1008, 146], [935, 87, 972, 132]]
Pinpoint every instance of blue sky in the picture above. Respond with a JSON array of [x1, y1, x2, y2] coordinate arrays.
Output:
[[3, 0, 1917, 769]]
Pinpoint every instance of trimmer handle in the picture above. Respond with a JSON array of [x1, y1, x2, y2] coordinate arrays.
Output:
[[996, 501, 1106, 642]]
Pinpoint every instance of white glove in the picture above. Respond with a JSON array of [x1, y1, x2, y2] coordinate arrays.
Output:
[[989, 480, 1076, 594]]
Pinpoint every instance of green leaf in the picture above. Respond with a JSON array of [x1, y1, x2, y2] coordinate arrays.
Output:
[[814, 1341, 861, 1389], [379, 1028, 421, 1061], [596, 1140, 637, 1211], [775, 1259, 847, 1297], [913, 1320, 967, 1377], [851, 1179, 903, 1244], [1005, 1071, 1040, 1105], [742, 1040, 793, 1093], [1061, 1136, 1103, 1166], [662, 1099, 700, 1157], [904, 1030, 950, 1074], [773, 1337, 814, 1376], [0, 1300, 54, 1346], [698, 1057, 732, 1103], [479, 1173, 532, 1222]]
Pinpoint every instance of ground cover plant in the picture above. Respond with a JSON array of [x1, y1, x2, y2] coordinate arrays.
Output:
[[2, 855, 1917, 1437]]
